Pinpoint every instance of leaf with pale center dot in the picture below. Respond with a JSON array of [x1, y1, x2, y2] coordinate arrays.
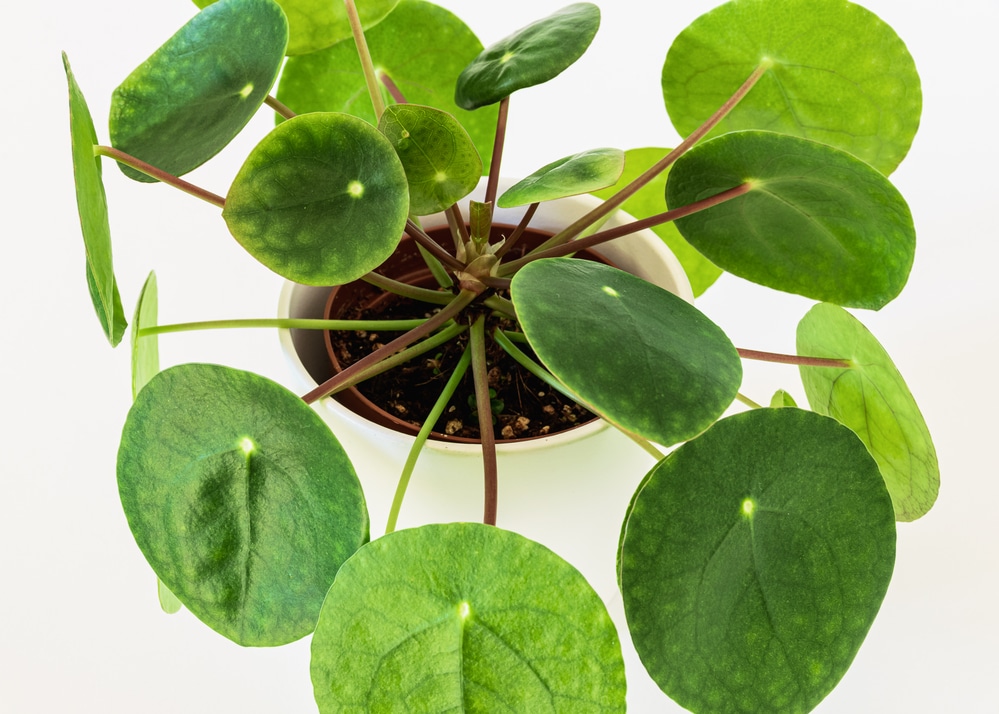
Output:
[[455, 3, 601, 109], [310, 523, 625, 712], [511, 259, 741, 447], [619, 408, 896, 713], [110, 0, 287, 181], [193, 0, 398, 56], [378, 104, 482, 215], [117, 363, 368, 646], [666, 131, 915, 309], [797, 303, 939, 521], [662, 0, 921, 175], [223, 112, 409, 285], [498, 148, 624, 208], [64, 53, 126, 347]]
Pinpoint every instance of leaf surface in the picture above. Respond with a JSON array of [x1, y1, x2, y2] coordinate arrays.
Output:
[[117, 363, 368, 646], [797, 303, 938, 521], [311, 523, 625, 712], [620, 408, 896, 713], [662, 0, 921, 175], [498, 148, 624, 208]]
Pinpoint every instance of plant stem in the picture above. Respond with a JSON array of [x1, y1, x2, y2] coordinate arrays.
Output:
[[498, 183, 752, 275], [361, 272, 454, 305], [446, 204, 470, 250], [138, 317, 426, 337], [484, 97, 510, 207], [265, 94, 296, 120], [494, 202, 539, 259], [526, 62, 771, 256], [407, 219, 464, 271], [482, 295, 516, 319], [93, 146, 225, 208], [344, 0, 385, 120], [302, 289, 478, 404], [379, 72, 407, 104], [385, 346, 472, 535], [736, 392, 764, 409], [470, 316, 498, 526], [737, 348, 852, 369]]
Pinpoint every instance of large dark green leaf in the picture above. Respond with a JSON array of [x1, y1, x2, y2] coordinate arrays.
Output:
[[65, 53, 127, 347], [662, 0, 921, 175], [591, 147, 722, 296], [454, 3, 600, 110], [498, 148, 624, 208], [797, 303, 939, 521], [117, 363, 368, 646], [110, 0, 287, 182], [311, 523, 625, 712], [193, 0, 398, 56], [223, 112, 409, 285], [667, 131, 915, 309], [510, 259, 741, 446], [377, 104, 482, 215], [620, 408, 896, 713], [277, 0, 497, 172]]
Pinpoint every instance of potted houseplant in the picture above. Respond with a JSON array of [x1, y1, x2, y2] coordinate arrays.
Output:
[[65, 0, 938, 710]]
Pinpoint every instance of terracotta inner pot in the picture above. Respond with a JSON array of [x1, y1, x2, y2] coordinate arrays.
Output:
[[322, 224, 613, 444]]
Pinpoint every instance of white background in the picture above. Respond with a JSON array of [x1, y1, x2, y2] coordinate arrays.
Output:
[[2, 0, 996, 711]]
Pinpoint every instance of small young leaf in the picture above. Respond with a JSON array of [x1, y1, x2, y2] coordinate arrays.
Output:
[[797, 303, 939, 521], [277, 0, 497, 172], [157, 579, 183, 615], [111, 0, 288, 181], [667, 131, 915, 309], [662, 0, 921, 175], [117, 364, 369, 646], [511, 259, 741, 447], [455, 3, 600, 110], [591, 147, 722, 297], [311, 523, 626, 712], [620, 408, 896, 713], [769, 389, 798, 409], [224, 112, 409, 285], [193, 0, 399, 56], [378, 104, 482, 215], [498, 148, 624, 208], [130, 272, 159, 398], [64, 52, 127, 347]]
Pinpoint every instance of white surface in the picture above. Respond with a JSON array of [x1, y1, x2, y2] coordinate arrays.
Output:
[[2, 0, 996, 712]]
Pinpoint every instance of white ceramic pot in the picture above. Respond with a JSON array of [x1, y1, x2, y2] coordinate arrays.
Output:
[[277, 178, 692, 602]]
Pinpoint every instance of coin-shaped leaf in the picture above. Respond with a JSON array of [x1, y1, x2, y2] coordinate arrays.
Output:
[[666, 131, 915, 309], [117, 363, 369, 646], [511, 259, 741, 446], [223, 112, 409, 285], [455, 3, 600, 110], [498, 148, 624, 208], [378, 104, 482, 215], [110, 0, 288, 182], [662, 0, 921, 175], [65, 53, 127, 347], [591, 147, 722, 296], [620, 408, 896, 713], [311, 523, 625, 712], [277, 0, 497, 172], [194, 0, 398, 56], [797, 303, 939, 521]]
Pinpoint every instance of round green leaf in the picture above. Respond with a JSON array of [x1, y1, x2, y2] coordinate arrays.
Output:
[[311, 523, 625, 712], [110, 0, 288, 182], [455, 3, 600, 110], [498, 148, 624, 208], [667, 131, 915, 309], [797, 303, 939, 521], [277, 0, 497, 173], [662, 0, 921, 175], [591, 147, 722, 296], [620, 408, 896, 713], [64, 53, 127, 347], [194, 0, 399, 56], [117, 363, 369, 646], [223, 112, 409, 285], [377, 104, 482, 215], [510, 259, 741, 446]]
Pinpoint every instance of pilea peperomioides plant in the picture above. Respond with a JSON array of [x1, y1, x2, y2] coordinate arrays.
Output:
[[66, 0, 937, 711]]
